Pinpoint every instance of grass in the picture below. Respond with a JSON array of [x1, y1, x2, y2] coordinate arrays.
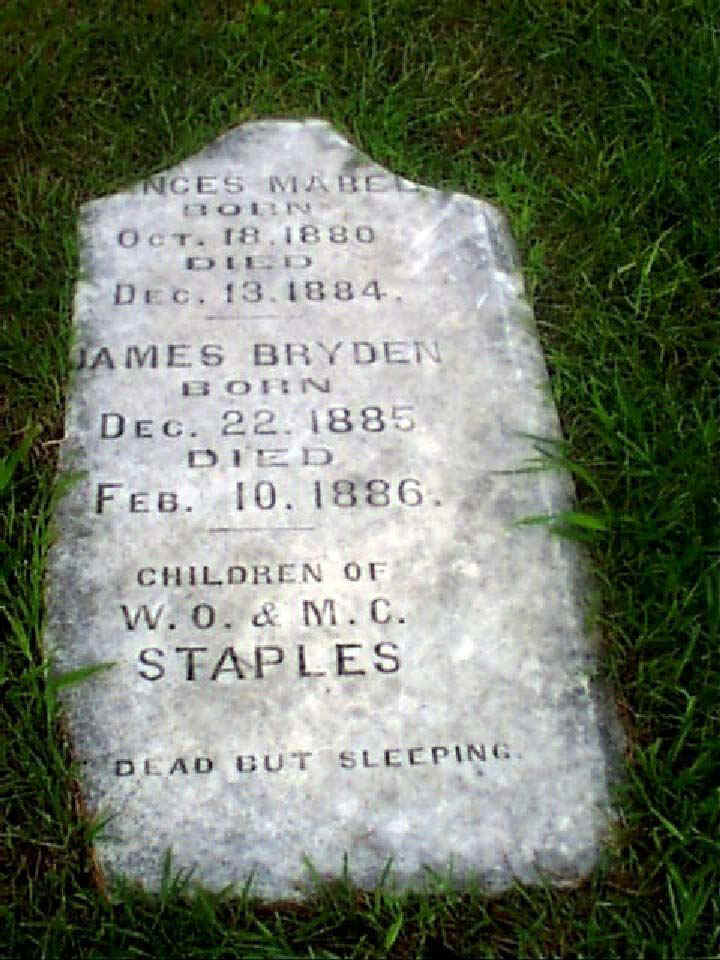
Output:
[[1, 0, 718, 956]]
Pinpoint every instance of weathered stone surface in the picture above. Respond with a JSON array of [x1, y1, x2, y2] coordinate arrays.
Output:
[[46, 119, 618, 898]]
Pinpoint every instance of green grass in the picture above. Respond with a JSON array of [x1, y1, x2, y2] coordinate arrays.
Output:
[[1, 0, 718, 956]]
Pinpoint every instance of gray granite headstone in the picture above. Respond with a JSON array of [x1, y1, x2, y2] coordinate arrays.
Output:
[[47, 119, 618, 898]]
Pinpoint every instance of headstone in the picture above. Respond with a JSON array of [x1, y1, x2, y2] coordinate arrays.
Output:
[[47, 119, 618, 898]]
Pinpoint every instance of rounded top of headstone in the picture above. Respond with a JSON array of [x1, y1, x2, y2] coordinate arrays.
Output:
[[194, 118, 356, 162]]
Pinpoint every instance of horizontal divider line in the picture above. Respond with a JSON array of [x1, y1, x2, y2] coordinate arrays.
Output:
[[209, 526, 316, 532], [204, 314, 282, 320], [203, 313, 328, 320]]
